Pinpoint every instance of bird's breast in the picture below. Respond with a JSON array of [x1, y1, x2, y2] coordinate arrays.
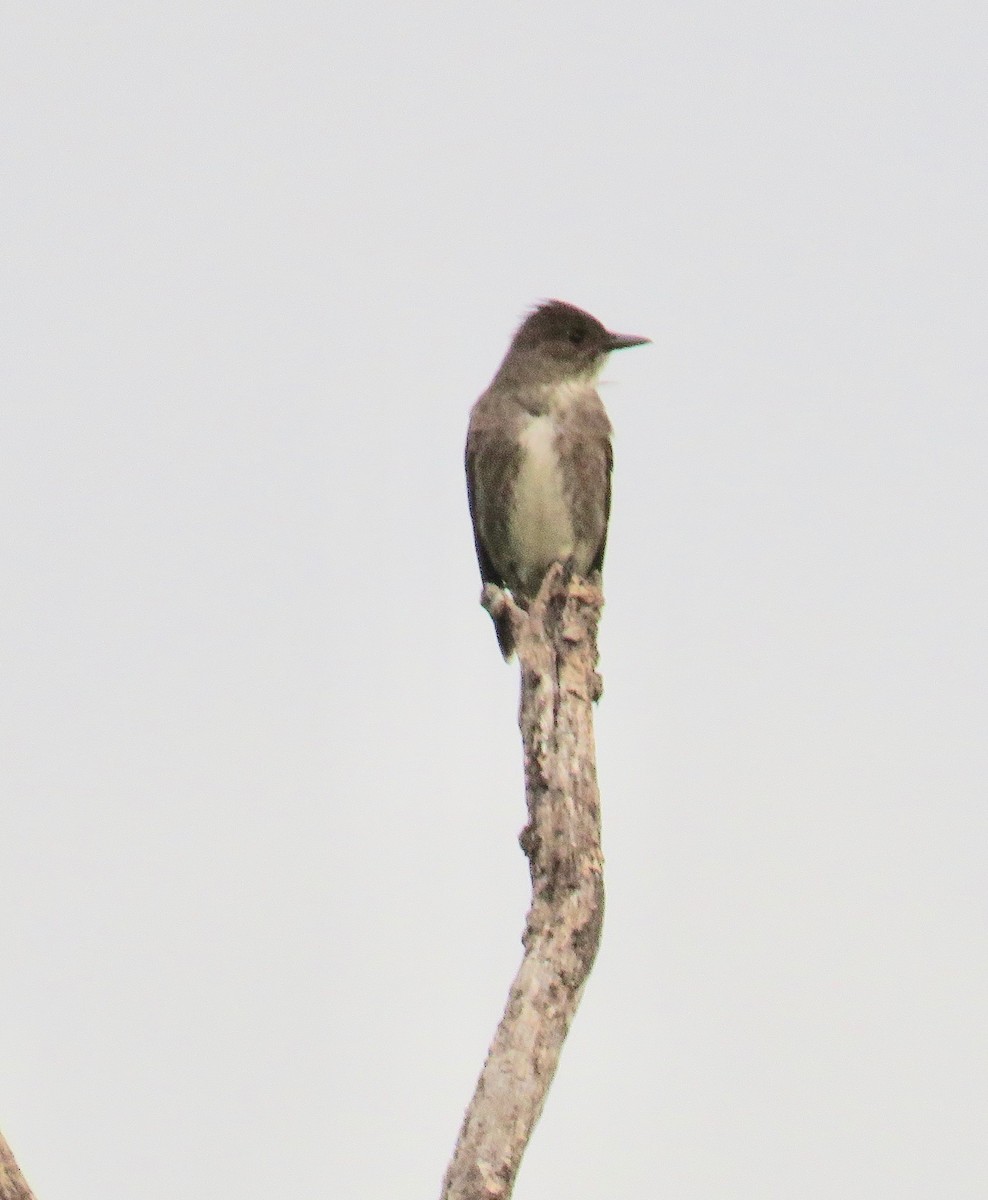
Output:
[[508, 414, 579, 595]]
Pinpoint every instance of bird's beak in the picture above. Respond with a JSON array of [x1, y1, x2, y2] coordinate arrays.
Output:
[[605, 330, 651, 351]]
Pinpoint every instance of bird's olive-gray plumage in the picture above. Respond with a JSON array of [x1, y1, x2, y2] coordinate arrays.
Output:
[[466, 301, 648, 658]]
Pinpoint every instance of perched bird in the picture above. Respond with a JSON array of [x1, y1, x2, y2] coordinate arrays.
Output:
[[466, 300, 649, 658]]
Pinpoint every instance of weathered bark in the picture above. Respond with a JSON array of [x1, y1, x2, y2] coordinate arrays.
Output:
[[441, 564, 606, 1200], [0, 1131, 36, 1200]]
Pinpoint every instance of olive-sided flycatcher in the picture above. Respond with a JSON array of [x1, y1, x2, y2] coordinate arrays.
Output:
[[466, 300, 649, 658]]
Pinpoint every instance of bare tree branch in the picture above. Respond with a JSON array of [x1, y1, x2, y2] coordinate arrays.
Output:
[[441, 564, 606, 1200], [0, 1131, 36, 1200]]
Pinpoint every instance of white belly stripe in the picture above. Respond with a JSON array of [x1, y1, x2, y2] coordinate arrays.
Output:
[[509, 415, 574, 590]]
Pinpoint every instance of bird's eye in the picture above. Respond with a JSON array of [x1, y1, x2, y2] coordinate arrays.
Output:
[[568, 327, 585, 346]]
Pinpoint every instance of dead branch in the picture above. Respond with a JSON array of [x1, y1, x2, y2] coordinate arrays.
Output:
[[0, 1131, 36, 1200], [441, 564, 606, 1200]]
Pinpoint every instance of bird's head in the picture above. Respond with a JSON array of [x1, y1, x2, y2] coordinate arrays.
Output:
[[507, 300, 650, 379]]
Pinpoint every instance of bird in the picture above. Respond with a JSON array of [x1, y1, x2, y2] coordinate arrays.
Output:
[[466, 300, 649, 658]]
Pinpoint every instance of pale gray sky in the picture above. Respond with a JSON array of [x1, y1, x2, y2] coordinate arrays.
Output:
[[2, 4, 986, 1197]]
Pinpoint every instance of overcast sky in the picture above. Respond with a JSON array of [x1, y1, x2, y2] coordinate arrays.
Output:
[[2, 4, 986, 1198]]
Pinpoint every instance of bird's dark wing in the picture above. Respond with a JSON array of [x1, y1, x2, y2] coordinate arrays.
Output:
[[556, 386, 613, 580], [466, 399, 523, 659], [465, 439, 503, 589], [465, 389, 525, 591], [589, 436, 613, 575]]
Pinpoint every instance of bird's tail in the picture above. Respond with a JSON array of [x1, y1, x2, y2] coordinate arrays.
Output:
[[494, 608, 515, 661]]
